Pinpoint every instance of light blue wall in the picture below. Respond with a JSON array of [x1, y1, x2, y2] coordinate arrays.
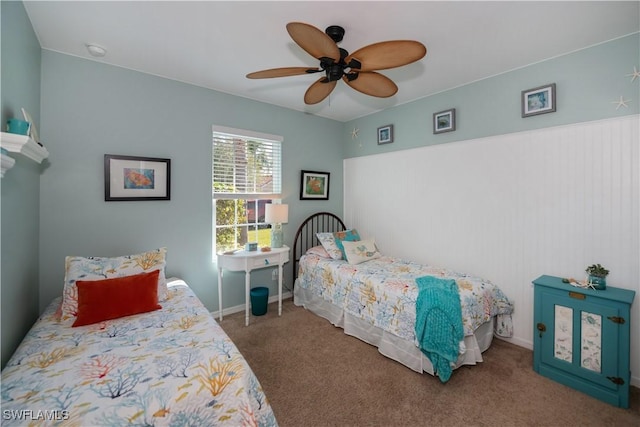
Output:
[[343, 34, 640, 158], [38, 51, 343, 313], [0, 0, 43, 368], [3, 1, 638, 367]]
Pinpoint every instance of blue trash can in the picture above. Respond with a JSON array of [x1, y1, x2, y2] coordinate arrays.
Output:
[[250, 286, 269, 316]]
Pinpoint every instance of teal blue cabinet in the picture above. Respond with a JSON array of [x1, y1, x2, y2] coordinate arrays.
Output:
[[533, 275, 635, 408]]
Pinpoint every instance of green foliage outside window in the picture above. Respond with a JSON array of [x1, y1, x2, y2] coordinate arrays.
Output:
[[214, 182, 247, 251]]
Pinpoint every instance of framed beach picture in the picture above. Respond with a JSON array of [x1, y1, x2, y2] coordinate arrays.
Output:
[[522, 83, 556, 117], [433, 108, 456, 134], [300, 170, 330, 200], [104, 154, 171, 201], [377, 124, 394, 144]]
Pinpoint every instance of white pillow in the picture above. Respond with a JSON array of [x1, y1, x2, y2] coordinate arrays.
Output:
[[306, 245, 331, 258], [316, 232, 343, 259], [342, 239, 381, 265]]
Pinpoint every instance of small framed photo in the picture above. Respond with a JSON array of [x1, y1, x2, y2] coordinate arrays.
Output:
[[300, 170, 330, 200], [522, 83, 556, 117], [104, 154, 171, 201], [377, 124, 393, 144], [433, 108, 456, 134]]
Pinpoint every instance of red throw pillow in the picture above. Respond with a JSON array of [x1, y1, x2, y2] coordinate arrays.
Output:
[[72, 270, 161, 327]]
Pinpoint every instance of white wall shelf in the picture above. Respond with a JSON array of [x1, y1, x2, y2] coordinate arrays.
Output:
[[1, 151, 16, 177], [0, 131, 49, 164]]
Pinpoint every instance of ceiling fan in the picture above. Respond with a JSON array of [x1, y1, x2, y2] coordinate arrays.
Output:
[[246, 22, 427, 105]]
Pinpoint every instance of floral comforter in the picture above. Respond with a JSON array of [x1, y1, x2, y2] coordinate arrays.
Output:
[[1, 280, 277, 427], [297, 255, 514, 343]]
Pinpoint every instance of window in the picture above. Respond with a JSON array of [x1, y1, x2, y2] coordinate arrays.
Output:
[[212, 126, 282, 256]]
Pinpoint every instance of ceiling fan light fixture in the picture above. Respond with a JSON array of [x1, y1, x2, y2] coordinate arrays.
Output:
[[85, 43, 107, 57], [247, 22, 426, 105]]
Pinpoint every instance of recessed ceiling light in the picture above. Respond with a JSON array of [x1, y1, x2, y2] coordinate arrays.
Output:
[[85, 43, 106, 57]]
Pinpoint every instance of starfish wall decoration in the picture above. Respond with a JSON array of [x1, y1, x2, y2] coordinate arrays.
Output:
[[626, 66, 640, 82], [350, 127, 362, 148], [609, 66, 638, 110], [611, 95, 631, 110]]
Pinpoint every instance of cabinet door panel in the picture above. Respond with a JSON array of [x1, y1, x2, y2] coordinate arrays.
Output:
[[553, 304, 573, 363], [539, 290, 619, 390], [580, 310, 602, 373]]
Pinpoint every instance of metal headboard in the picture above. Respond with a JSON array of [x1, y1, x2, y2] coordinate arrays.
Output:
[[292, 212, 346, 286]]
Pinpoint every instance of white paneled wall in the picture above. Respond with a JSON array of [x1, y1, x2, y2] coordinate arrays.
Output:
[[344, 115, 640, 385]]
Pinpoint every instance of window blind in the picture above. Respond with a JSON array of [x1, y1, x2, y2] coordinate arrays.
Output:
[[212, 126, 282, 199]]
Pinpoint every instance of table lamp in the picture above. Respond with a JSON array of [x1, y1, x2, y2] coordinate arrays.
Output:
[[265, 204, 288, 248]]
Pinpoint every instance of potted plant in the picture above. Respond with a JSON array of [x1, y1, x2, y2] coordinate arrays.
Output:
[[585, 264, 609, 290]]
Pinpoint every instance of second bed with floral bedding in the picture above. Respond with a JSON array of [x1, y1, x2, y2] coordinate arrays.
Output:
[[292, 212, 514, 381]]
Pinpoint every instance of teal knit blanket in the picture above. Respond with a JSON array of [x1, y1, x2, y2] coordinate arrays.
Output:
[[414, 275, 464, 383]]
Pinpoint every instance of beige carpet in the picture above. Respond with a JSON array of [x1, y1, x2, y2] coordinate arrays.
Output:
[[219, 299, 639, 427]]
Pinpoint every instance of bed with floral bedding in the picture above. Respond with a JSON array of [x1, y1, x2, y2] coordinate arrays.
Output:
[[1, 248, 277, 427], [292, 213, 514, 381]]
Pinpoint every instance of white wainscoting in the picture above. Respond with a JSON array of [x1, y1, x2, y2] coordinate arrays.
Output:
[[344, 115, 639, 385]]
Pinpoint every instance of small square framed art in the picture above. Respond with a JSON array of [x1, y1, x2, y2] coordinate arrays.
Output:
[[377, 124, 394, 144], [300, 170, 330, 200], [433, 108, 456, 134], [522, 83, 556, 117]]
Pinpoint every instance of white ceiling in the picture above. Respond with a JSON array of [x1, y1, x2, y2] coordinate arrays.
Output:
[[23, 1, 640, 122]]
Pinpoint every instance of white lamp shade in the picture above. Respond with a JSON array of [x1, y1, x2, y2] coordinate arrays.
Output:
[[265, 204, 288, 224]]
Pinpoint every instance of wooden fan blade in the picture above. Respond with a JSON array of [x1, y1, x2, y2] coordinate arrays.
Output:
[[346, 40, 426, 72], [304, 77, 337, 104], [343, 72, 398, 98], [246, 67, 321, 79], [286, 22, 340, 61]]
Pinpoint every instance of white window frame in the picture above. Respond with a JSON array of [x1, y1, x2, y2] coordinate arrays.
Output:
[[212, 125, 283, 258]]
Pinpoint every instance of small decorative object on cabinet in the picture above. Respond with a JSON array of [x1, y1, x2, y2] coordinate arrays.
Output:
[[533, 275, 635, 408], [585, 263, 609, 290]]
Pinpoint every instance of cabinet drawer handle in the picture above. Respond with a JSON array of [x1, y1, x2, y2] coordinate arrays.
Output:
[[568, 291, 585, 300]]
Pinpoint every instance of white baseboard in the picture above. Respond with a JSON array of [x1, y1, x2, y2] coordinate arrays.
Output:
[[496, 336, 533, 350], [212, 291, 292, 319]]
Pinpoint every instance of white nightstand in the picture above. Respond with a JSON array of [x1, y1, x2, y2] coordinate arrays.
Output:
[[217, 245, 290, 326]]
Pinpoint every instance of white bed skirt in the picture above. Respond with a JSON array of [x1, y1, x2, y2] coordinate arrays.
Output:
[[294, 283, 494, 376]]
